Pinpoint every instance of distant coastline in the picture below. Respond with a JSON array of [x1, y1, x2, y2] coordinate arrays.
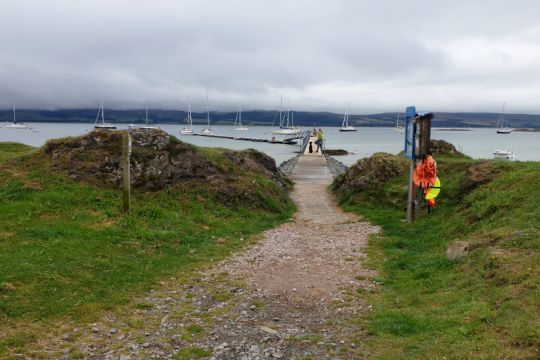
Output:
[[1, 109, 540, 129]]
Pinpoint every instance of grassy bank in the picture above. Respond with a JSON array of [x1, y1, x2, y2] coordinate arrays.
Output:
[[0, 140, 294, 356], [333, 153, 539, 359]]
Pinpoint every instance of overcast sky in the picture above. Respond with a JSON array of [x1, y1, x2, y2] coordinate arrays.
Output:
[[1, 0, 539, 113]]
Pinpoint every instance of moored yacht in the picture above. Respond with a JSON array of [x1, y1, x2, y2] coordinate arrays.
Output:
[[4, 106, 30, 129], [94, 101, 116, 130], [339, 106, 357, 132]]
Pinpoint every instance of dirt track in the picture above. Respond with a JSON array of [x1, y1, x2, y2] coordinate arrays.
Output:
[[59, 154, 379, 359]]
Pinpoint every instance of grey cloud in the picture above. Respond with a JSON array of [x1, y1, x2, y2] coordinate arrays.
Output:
[[0, 0, 539, 113]]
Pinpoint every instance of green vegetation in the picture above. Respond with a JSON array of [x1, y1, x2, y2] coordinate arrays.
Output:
[[0, 140, 294, 356], [334, 153, 540, 359], [0, 142, 35, 162]]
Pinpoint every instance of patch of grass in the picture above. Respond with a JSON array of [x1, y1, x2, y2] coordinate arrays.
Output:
[[0, 142, 294, 356], [0, 142, 35, 162], [335, 155, 540, 359], [173, 346, 212, 359]]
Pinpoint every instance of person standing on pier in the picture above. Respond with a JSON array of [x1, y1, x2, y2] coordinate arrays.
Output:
[[315, 129, 324, 153]]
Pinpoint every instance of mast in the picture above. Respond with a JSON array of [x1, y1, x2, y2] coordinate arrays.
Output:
[[12, 105, 16, 124], [287, 101, 291, 128], [145, 103, 148, 125], [396, 112, 400, 128], [239, 104, 242, 126], [188, 97, 191, 127], [206, 93, 210, 128], [101, 100, 105, 124], [279, 94, 283, 128], [499, 102, 506, 129]]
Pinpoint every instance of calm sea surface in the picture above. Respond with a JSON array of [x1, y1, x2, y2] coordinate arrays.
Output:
[[1, 123, 539, 166]]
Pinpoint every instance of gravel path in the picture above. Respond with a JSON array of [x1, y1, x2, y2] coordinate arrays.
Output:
[[52, 154, 379, 359]]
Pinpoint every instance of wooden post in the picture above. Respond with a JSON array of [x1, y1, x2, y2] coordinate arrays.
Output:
[[122, 130, 131, 213], [413, 116, 432, 220], [406, 158, 416, 223]]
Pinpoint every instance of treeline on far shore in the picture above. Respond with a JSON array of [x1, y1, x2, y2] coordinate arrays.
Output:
[[1, 109, 540, 128]]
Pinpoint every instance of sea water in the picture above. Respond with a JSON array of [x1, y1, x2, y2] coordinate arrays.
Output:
[[1, 123, 539, 166]]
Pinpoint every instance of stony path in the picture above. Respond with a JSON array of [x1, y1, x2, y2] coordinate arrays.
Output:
[[54, 154, 379, 359]]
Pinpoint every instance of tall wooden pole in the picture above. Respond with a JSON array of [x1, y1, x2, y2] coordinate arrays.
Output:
[[122, 130, 131, 213], [413, 116, 432, 220]]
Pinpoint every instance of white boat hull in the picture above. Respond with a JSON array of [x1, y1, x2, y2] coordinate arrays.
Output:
[[180, 129, 193, 135], [496, 128, 513, 134], [5, 123, 30, 129], [234, 127, 250, 131], [201, 128, 214, 135], [272, 128, 301, 135], [339, 127, 357, 132], [493, 149, 515, 160]]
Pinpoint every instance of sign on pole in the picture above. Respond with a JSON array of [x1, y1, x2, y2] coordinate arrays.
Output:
[[404, 106, 416, 160]]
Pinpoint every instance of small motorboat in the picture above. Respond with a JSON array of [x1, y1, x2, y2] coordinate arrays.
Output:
[[493, 149, 515, 160]]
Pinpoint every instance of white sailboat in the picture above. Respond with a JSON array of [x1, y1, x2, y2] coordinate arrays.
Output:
[[393, 112, 404, 133], [339, 106, 357, 132], [140, 104, 158, 130], [5, 106, 30, 129], [201, 94, 213, 135], [496, 102, 513, 134], [234, 105, 250, 131], [94, 101, 116, 130], [272, 96, 300, 135], [130, 103, 158, 130], [180, 96, 193, 135]]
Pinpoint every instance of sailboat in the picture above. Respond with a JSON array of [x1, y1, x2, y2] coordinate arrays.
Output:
[[496, 102, 513, 134], [272, 95, 300, 135], [5, 106, 30, 129], [180, 96, 193, 135], [94, 101, 116, 130], [130, 103, 158, 130], [201, 94, 213, 135], [339, 106, 357, 132], [393, 112, 404, 133], [234, 105, 250, 131]]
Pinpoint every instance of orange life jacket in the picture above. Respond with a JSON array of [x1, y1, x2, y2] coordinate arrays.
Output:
[[413, 155, 437, 189]]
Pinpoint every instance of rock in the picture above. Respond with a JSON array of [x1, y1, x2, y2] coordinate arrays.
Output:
[[42, 130, 291, 198], [259, 326, 278, 335], [461, 161, 507, 193], [109, 328, 117, 334], [429, 140, 463, 156], [446, 241, 469, 261], [332, 152, 407, 196], [91, 327, 100, 333], [119, 355, 131, 360], [324, 149, 349, 156]]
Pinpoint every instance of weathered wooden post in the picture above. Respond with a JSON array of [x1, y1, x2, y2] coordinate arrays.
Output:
[[405, 107, 433, 222], [122, 130, 131, 213]]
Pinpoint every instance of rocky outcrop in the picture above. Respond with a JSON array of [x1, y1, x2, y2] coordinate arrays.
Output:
[[461, 161, 510, 194], [42, 129, 291, 197], [324, 149, 348, 156], [429, 140, 464, 157], [332, 152, 408, 196]]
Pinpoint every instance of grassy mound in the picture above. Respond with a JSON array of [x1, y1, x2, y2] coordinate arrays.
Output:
[[0, 134, 294, 355], [333, 147, 539, 359]]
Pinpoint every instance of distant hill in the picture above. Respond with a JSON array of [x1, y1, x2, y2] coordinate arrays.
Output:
[[1, 109, 539, 128]]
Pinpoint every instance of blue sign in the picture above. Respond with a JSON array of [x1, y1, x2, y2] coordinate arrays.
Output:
[[404, 106, 416, 160]]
